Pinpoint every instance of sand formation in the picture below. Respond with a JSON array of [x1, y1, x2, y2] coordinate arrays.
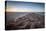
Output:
[[6, 13, 45, 30]]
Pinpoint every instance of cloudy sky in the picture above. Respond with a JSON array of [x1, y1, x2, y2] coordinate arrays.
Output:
[[6, 1, 44, 12]]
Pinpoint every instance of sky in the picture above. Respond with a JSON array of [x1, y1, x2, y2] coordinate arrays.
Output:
[[6, 1, 44, 12]]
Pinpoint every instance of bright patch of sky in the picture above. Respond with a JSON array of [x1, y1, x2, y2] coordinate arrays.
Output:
[[6, 1, 44, 12]]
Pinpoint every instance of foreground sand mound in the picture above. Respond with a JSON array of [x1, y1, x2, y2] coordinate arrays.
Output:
[[6, 13, 44, 30]]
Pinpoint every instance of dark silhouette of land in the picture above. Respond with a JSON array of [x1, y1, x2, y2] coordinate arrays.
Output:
[[5, 12, 45, 30]]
